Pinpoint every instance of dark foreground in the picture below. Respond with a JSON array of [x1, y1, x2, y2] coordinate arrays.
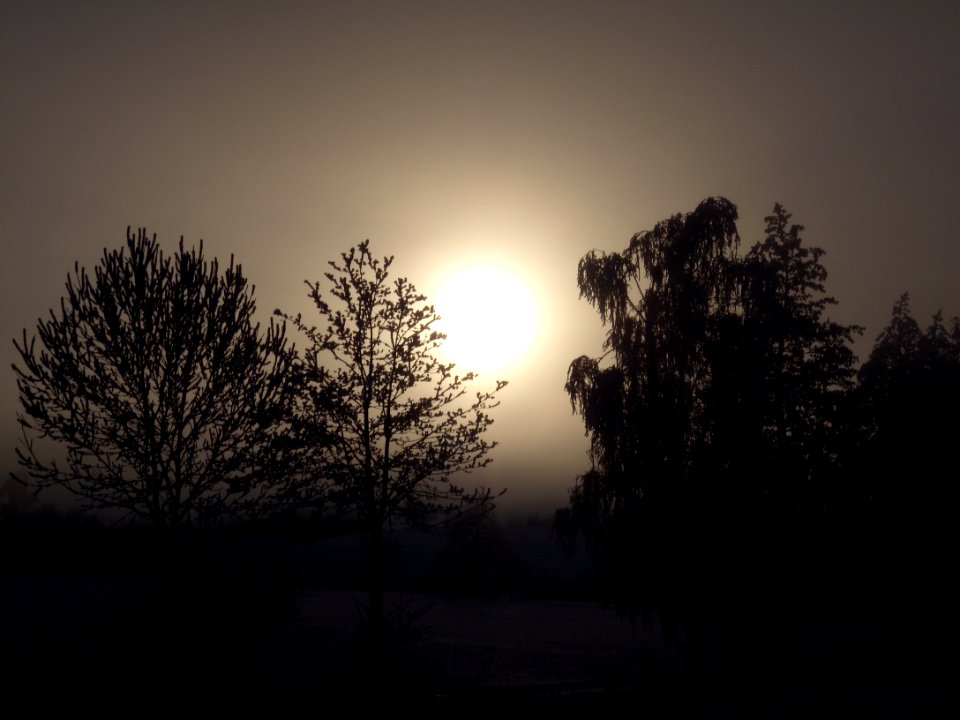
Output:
[[1, 575, 949, 715], [0, 520, 951, 714]]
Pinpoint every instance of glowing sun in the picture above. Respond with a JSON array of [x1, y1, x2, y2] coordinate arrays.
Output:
[[434, 266, 538, 375]]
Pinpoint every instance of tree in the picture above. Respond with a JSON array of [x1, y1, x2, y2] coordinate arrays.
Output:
[[12, 227, 296, 529], [850, 294, 960, 636], [856, 293, 960, 514], [277, 240, 506, 651], [738, 204, 862, 512], [560, 197, 741, 553], [559, 199, 861, 623]]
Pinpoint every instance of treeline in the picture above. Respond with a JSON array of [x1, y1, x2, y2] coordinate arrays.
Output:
[[8, 234, 505, 657], [5, 201, 957, 697], [557, 197, 958, 683]]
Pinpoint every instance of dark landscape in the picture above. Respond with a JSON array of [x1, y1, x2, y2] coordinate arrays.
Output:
[[2, 2, 958, 715], [1, 500, 953, 714]]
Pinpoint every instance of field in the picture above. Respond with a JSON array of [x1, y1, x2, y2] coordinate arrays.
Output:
[[0, 521, 949, 714]]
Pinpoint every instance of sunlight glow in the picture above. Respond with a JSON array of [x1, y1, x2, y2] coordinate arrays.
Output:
[[434, 266, 538, 375]]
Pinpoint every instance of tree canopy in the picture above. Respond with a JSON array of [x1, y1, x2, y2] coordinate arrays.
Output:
[[855, 293, 959, 515], [738, 204, 862, 510], [277, 240, 506, 649], [559, 199, 862, 609], [12, 228, 296, 528], [562, 198, 743, 539]]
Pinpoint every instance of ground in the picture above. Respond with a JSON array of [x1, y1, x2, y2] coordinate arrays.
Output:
[[0, 522, 950, 713]]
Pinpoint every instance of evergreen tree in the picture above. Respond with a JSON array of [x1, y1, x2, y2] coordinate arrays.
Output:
[[739, 204, 862, 513]]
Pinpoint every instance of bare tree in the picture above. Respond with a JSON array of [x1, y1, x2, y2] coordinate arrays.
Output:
[[13, 227, 296, 528], [277, 240, 506, 651]]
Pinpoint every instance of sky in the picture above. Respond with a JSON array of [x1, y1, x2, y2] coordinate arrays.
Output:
[[2, 1, 959, 515]]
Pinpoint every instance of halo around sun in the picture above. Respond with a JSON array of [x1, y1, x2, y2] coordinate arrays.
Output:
[[433, 266, 538, 375]]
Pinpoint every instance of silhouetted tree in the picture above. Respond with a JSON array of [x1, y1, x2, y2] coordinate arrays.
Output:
[[560, 197, 741, 575], [849, 293, 960, 639], [856, 293, 959, 517], [559, 200, 862, 672], [277, 240, 505, 652], [738, 204, 862, 514], [12, 228, 296, 528]]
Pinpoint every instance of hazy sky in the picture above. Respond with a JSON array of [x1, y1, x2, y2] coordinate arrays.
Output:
[[3, 1, 958, 514]]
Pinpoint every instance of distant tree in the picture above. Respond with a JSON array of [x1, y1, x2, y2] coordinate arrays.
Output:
[[856, 293, 960, 513], [277, 240, 505, 652], [857, 293, 924, 405], [851, 293, 960, 626], [12, 228, 296, 528]]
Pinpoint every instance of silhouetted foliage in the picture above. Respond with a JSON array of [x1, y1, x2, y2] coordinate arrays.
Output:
[[855, 293, 959, 522], [561, 197, 739, 551], [559, 197, 745, 651], [738, 204, 862, 513], [831, 293, 960, 675], [12, 228, 296, 528], [436, 505, 520, 594], [559, 199, 862, 672], [276, 240, 506, 652]]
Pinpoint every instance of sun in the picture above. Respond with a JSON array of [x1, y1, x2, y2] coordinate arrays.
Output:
[[433, 266, 538, 375]]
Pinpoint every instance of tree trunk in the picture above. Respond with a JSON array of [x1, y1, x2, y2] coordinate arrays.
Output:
[[368, 518, 385, 658]]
